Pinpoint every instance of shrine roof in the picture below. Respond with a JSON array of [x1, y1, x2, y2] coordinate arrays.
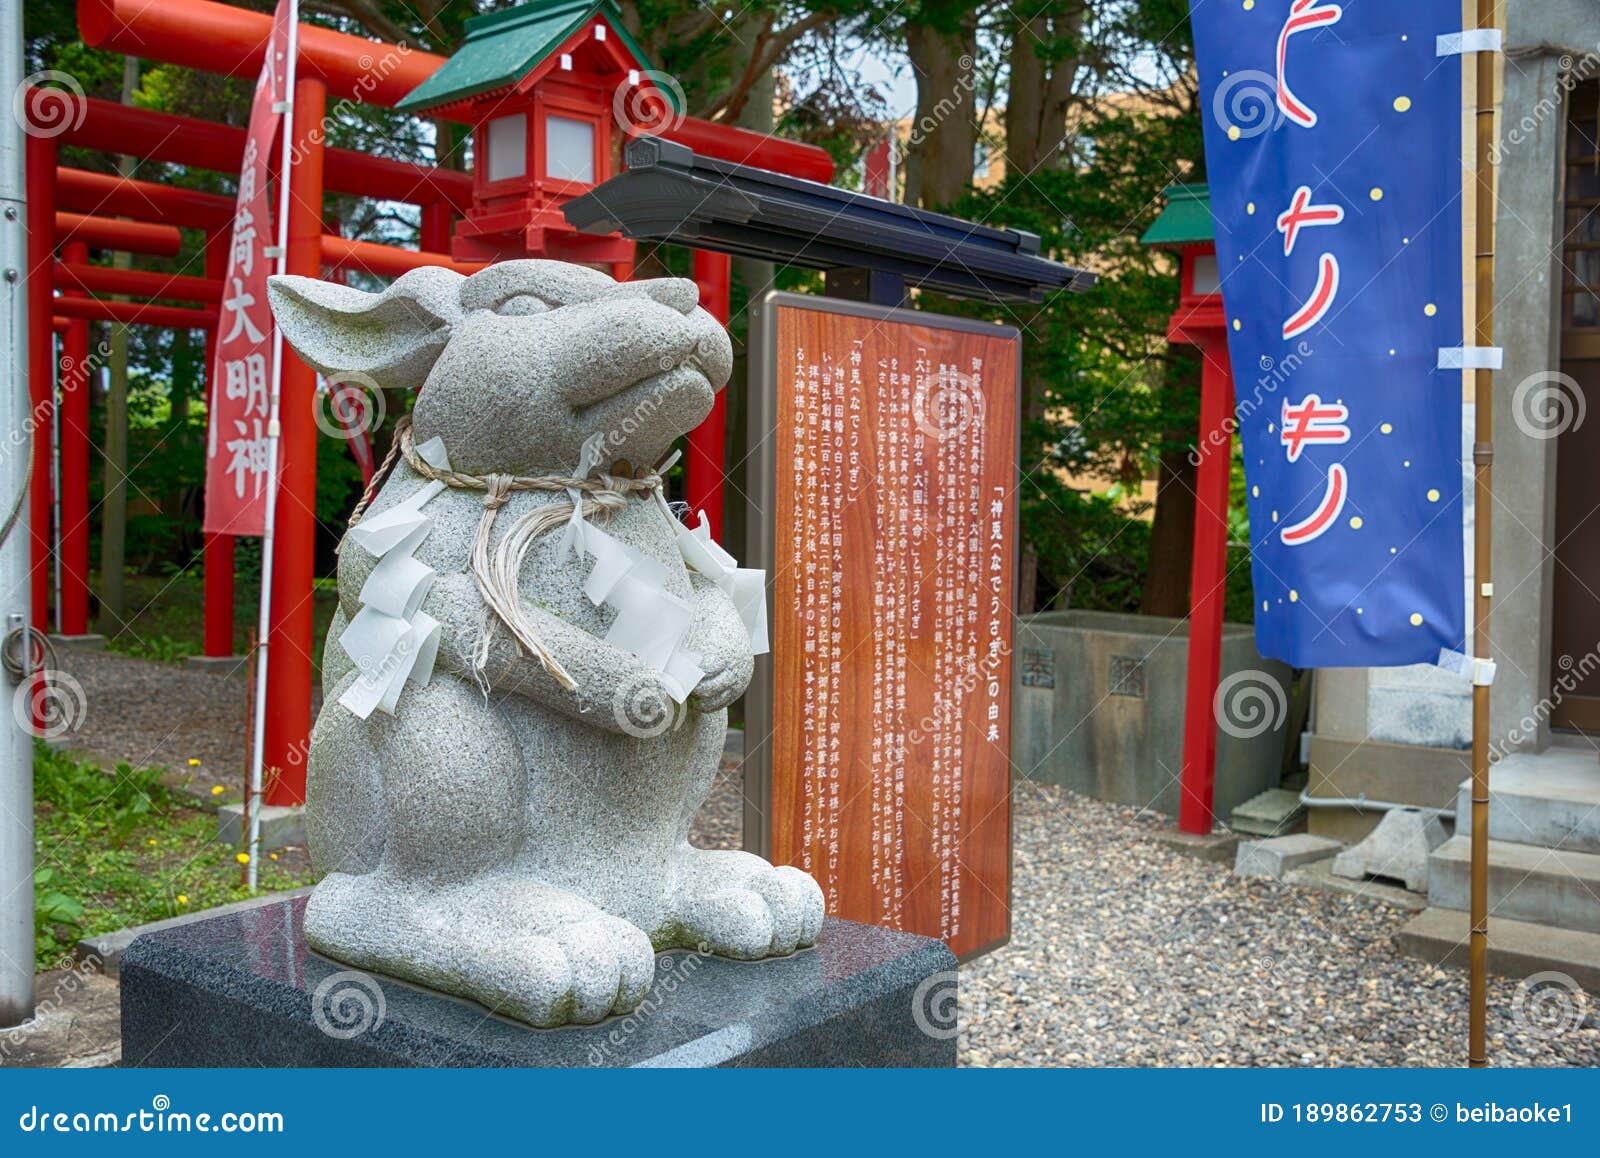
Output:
[[396, 0, 669, 115], [1140, 183, 1214, 246]]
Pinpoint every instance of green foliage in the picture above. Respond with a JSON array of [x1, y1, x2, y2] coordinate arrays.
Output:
[[31, 744, 315, 972]]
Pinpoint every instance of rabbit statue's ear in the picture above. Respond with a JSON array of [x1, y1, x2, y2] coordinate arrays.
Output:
[[266, 266, 466, 393]]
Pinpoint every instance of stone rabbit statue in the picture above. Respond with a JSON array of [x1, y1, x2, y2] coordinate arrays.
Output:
[[266, 260, 823, 1028]]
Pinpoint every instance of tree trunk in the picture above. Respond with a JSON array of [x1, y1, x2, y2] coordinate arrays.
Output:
[[1018, 545, 1040, 617], [1141, 363, 1201, 617], [1003, 2, 1085, 177], [904, 16, 979, 209], [98, 56, 138, 634]]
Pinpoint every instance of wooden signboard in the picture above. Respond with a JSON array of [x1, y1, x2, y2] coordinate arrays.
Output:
[[744, 292, 1019, 960]]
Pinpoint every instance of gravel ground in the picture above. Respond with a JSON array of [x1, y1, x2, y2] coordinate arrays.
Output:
[[50, 647, 289, 798], [959, 782, 1600, 1067], [61, 651, 1600, 1068]]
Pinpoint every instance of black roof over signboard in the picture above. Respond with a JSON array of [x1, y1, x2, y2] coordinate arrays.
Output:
[[562, 136, 1098, 304]]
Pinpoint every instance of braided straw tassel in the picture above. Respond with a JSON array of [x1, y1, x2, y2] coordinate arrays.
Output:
[[353, 421, 662, 693]]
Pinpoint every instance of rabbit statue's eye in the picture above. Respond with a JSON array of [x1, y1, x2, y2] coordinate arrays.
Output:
[[496, 293, 550, 316]]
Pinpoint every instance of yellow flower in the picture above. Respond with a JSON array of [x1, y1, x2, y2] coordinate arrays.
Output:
[[235, 852, 250, 865], [188, 758, 202, 767], [210, 785, 224, 796], [269, 853, 278, 861], [177, 895, 188, 905], [147, 838, 157, 846]]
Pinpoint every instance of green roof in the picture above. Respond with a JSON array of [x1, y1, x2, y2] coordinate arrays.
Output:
[[396, 0, 671, 114], [1139, 183, 1214, 246]]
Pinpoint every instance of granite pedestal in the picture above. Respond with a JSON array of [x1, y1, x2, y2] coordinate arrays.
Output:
[[120, 895, 959, 1067]]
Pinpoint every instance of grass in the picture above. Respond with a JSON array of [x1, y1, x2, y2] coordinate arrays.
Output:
[[31, 743, 316, 972]]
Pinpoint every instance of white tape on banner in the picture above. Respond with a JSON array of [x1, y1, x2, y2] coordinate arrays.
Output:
[[1437, 346, 1504, 370], [1437, 29, 1503, 56], [1437, 647, 1497, 686]]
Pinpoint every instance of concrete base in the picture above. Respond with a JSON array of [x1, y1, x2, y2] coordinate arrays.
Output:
[[183, 653, 251, 678], [48, 633, 106, 652], [1235, 833, 1340, 880], [120, 895, 958, 1067], [1015, 609, 1292, 820], [217, 803, 306, 849], [1330, 807, 1448, 893], [1306, 735, 1467, 844], [1148, 828, 1241, 864], [1284, 859, 1428, 911]]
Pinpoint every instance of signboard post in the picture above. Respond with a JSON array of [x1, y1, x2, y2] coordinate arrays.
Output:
[[744, 292, 1018, 960]]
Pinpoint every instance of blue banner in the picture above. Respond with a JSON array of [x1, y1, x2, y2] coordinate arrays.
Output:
[[1189, 0, 1467, 668]]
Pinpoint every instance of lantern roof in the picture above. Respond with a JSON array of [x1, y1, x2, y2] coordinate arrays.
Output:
[[395, 0, 672, 115], [1140, 183, 1214, 247]]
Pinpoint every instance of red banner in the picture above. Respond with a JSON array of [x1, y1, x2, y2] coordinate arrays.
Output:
[[203, 0, 294, 536]]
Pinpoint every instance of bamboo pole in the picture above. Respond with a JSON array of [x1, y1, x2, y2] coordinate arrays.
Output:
[[1468, 0, 1503, 1070]]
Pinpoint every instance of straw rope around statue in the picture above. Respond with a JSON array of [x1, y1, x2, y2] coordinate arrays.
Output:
[[343, 415, 668, 693]]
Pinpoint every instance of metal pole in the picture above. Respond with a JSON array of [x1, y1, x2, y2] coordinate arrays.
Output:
[[0, 0, 38, 1028], [1467, 0, 1502, 1069]]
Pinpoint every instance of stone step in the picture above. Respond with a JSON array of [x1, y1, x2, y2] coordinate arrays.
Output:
[[1428, 834, 1600, 935], [1455, 750, 1600, 854], [1395, 907, 1600, 993], [1229, 787, 1306, 837]]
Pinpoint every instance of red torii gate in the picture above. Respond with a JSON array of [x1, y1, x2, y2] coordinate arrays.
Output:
[[29, 0, 832, 805]]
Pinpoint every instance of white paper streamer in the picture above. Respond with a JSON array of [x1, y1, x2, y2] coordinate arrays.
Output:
[[337, 443, 453, 719]]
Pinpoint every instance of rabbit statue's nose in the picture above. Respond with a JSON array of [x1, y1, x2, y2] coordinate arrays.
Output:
[[616, 277, 700, 316]]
